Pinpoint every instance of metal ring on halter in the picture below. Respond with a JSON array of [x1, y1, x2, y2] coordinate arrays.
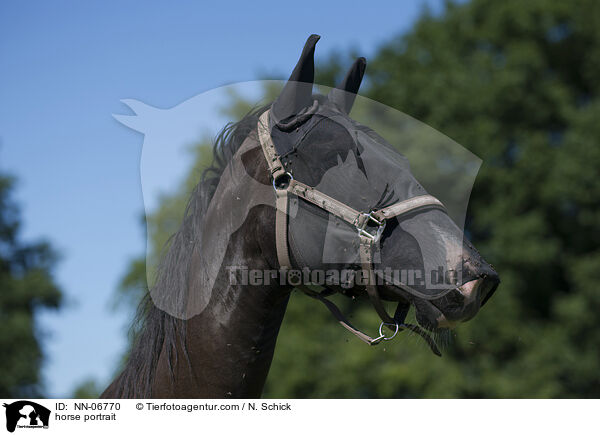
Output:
[[378, 321, 399, 341], [273, 172, 293, 190]]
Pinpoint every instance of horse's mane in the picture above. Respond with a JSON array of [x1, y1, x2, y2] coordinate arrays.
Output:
[[111, 104, 270, 398]]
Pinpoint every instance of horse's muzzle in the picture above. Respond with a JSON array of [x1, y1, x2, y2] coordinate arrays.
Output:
[[431, 272, 500, 329]]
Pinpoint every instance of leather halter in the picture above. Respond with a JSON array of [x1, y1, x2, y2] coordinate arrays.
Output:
[[258, 110, 444, 353]]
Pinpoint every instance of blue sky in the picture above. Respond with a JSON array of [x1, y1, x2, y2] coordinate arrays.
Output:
[[0, 0, 444, 397]]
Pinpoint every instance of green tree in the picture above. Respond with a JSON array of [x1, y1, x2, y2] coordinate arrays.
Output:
[[359, 0, 600, 398], [117, 0, 600, 397], [0, 175, 63, 397]]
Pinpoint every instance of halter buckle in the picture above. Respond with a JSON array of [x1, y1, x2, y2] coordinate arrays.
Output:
[[356, 212, 386, 242]]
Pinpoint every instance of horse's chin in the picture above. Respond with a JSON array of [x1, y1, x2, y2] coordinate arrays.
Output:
[[339, 284, 461, 332], [412, 298, 458, 332]]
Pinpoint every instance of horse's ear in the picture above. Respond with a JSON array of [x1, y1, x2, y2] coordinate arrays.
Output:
[[271, 34, 320, 123], [328, 57, 366, 114]]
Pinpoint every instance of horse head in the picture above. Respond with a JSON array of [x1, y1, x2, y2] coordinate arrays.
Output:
[[265, 34, 499, 337]]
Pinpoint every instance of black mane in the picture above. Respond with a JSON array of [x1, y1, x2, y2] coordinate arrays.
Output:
[[111, 104, 270, 398]]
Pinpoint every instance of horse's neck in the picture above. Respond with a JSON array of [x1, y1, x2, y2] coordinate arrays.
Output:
[[151, 205, 291, 398]]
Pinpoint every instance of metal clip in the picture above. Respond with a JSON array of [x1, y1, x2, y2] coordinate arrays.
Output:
[[356, 212, 386, 242]]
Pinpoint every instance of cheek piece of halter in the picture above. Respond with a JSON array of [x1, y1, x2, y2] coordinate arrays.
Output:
[[258, 110, 443, 355]]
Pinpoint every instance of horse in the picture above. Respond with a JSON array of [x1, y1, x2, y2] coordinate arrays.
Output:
[[101, 34, 499, 399]]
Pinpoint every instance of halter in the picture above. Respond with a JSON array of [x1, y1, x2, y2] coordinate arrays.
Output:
[[258, 110, 445, 354]]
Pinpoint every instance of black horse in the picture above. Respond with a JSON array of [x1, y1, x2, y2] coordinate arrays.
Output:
[[102, 35, 499, 398]]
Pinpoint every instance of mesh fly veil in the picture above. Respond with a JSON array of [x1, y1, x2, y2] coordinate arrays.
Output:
[[278, 97, 480, 299], [115, 78, 480, 319]]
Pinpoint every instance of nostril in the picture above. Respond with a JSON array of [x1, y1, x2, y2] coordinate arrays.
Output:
[[479, 274, 500, 307]]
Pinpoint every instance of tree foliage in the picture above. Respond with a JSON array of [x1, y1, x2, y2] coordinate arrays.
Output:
[[356, 0, 600, 398], [117, 0, 600, 397], [0, 175, 62, 397]]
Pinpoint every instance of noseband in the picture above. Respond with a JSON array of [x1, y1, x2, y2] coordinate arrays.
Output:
[[258, 110, 445, 354]]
